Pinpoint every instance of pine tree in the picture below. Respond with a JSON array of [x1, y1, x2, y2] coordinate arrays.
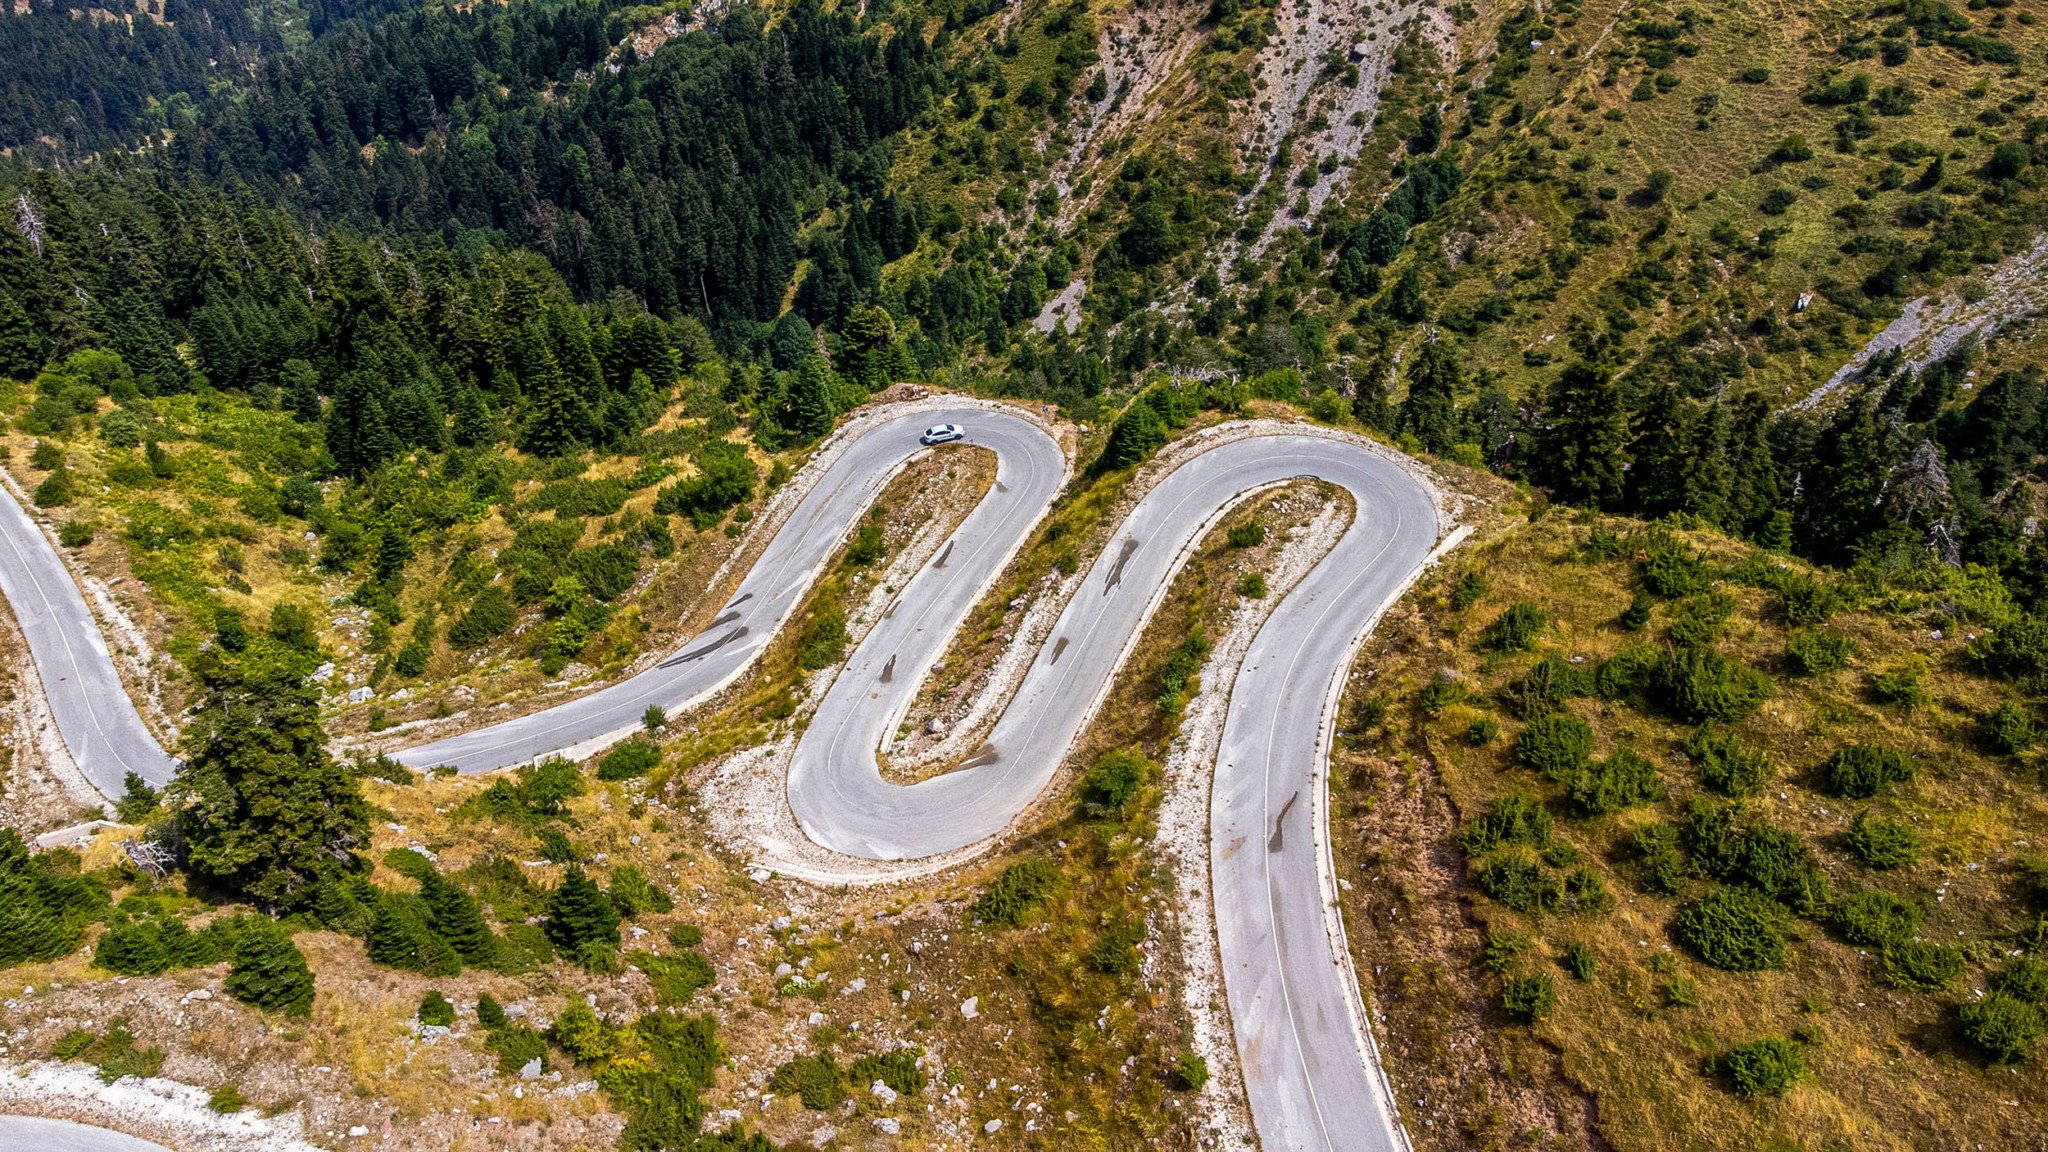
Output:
[[1397, 334, 1463, 456], [545, 865, 620, 956], [280, 359, 321, 423], [1350, 358, 1393, 432], [0, 826, 102, 968], [1540, 360, 1630, 508], [310, 876, 375, 937], [1099, 397, 1167, 471], [421, 873, 496, 965], [1388, 265, 1428, 323], [1625, 381, 1693, 517], [114, 772, 160, 824], [225, 924, 316, 1017], [1797, 391, 1898, 565], [367, 893, 462, 976], [518, 338, 593, 458], [451, 384, 496, 447], [169, 641, 370, 911], [418, 990, 455, 1026], [782, 355, 836, 444], [1723, 390, 1785, 539], [326, 372, 397, 477], [0, 291, 45, 381], [94, 918, 172, 975]]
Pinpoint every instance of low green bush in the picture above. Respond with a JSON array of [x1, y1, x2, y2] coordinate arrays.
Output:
[[1462, 793, 1553, 854], [606, 864, 674, 917], [596, 740, 662, 781], [1566, 749, 1667, 815], [1832, 890, 1922, 947], [1668, 592, 1736, 648], [1226, 520, 1267, 548], [486, 1023, 547, 1074], [1502, 654, 1593, 718], [1480, 603, 1550, 652], [1478, 850, 1563, 914], [1595, 643, 1661, 700], [1844, 811, 1919, 869], [1418, 672, 1470, 716], [2000, 957, 2048, 1004], [1451, 570, 1489, 611], [1655, 647, 1771, 722], [1870, 663, 1930, 711], [1961, 993, 2045, 1063], [1619, 591, 1654, 630], [447, 585, 517, 650], [1721, 1036, 1806, 1097], [796, 608, 849, 670], [1467, 715, 1501, 745], [418, 990, 455, 1026], [1632, 822, 1690, 895], [1676, 885, 1786, 971], [1728, 823, 1832, 915], [1080, 749, 1154, 812], [1822, 743, 1915, 799], [1643, 540, 1711, 598], [1514, 714, 1595, 780], [768, 1053, 846, 1110], [1882, 939, 1963, 989], [850, 1046, 927, 1097], [1561, 864, 1616, 914], [1686, 723, 1773, 797], [972, 859, 1060, 927], [1501, 972, 1557, 1022], [1985, 700, 2037, 755], [635, 950, 715, 1005], [1785, 628, 1854, 675]]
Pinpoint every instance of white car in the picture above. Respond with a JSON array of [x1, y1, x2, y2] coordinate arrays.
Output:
[[920, 423, 964, 445]]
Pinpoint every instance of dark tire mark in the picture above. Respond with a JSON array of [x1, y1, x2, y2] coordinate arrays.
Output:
[[962, 742, 1000, 768], [1049, 636, 1069, 665], [659, 626, 750, 667], [880, 654, 897, 683], [1268, 790, 1301, 853], [1104, 536, 1139, 593]]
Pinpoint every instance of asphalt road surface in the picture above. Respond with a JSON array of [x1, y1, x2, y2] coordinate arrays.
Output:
[[0, 1116, 173, 1152], [0, 476, 174, 795], [392, 409, 1067, 774]]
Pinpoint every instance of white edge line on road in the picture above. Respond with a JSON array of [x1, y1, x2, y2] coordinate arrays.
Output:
[[1307, 520, 1472, 1152]]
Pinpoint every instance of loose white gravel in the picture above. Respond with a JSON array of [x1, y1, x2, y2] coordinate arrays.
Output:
[[0, 1061, 323, 1152]]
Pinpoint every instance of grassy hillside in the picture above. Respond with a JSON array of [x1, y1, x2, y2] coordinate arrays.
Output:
[[1334, 492, 2048, 1150]]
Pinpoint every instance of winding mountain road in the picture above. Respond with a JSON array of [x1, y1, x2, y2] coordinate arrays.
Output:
[[4, 403, 1442, 1152], [0, 475, 173, 795]]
